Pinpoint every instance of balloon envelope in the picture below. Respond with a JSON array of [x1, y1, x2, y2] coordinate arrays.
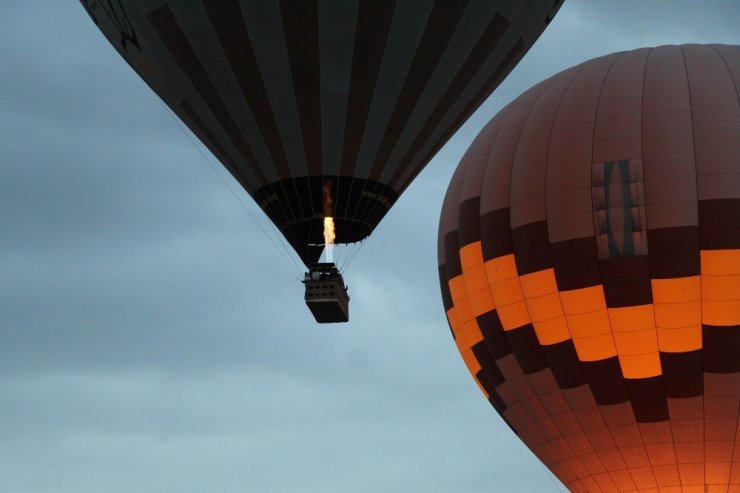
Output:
[[439, 44, 740, 491], [82, 0, 562, 264]]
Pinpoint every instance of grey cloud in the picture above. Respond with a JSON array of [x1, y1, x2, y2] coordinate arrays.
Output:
[[3, 1, 740, 492]]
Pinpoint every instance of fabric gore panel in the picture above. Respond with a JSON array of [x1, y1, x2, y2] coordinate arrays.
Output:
[[202, 0, 291, 181], [147, 4, 267, 185], [506, 324, 549, 374], [703, 325, 740, 373], [511, 221, 551, 275], [480, 208, 514, 261], [338, 0, 396, 178], [366, 1, 468, 181], [477, 310, 513, 359], [699, 199, 740, 249], [660, 350, 703, 398]]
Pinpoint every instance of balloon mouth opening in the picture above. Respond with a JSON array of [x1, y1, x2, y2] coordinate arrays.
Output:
[[282, 217, 373, 265]]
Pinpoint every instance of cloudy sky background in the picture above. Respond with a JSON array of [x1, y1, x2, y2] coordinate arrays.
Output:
[[2, 2, 740, 492]]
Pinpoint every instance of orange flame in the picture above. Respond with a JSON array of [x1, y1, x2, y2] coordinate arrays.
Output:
[[323, 181, 336, 262], [324, 216, 336, 246]]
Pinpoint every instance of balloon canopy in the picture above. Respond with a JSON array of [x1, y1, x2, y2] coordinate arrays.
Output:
[[82, 0, 562, 265], [438, 44, 740, 491]]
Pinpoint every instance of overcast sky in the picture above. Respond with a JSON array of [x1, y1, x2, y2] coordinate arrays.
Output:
[[2, 2, 740, 492]]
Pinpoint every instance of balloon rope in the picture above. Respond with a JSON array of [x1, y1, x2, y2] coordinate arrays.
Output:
[[162, 105, 304, 276], [341, 239, 365, 274]]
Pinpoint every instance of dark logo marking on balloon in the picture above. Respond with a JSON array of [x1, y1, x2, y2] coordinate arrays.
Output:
[[82, 0, 140, 52], [592, 159, 647, 259]]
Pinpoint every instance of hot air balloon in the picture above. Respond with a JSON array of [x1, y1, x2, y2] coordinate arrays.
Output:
[[438, 44, 740, 491], [81, 0, 562, 322]]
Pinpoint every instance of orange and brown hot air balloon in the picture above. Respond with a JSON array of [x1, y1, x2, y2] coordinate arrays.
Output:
[[438, 44, 740, 492]]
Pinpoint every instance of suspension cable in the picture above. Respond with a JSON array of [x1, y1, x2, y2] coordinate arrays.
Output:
[[161, 105, 304, 276]]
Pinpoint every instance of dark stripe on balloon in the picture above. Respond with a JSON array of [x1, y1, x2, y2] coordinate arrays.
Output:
[[550, 237, 601, 291], [366, 0, 469, 182], [387, 13, 510, 185], [511, 221, 552, 275], [480, 208, 514, 261], [146, 5, 267, 185], [439, 264, 454, 312], [279, 0, 322, 177], [458, 198, 482, 246], [473, 341, 505, 388], [202, 0, 291, 182], [703, 324, 740, 373], [489, 391, 507, 414], [477, 310, 513, 359], [506, 323, 549, 374], [475, 369, 497, 398], [337, 0, 396, 178], [581, 358, 629, 405], [699, 199, 740, 249], [444, 231, 463, 278], [625, 377, 669, 422], [541, 340, 588, 389], [647, 226, 700, 278], [599, 256, 653, 307], [660, 350, 703, 397]]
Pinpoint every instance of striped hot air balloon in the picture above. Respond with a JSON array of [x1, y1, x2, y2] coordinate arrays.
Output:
[[82, 0, 562, 264], [438, 44, 740, 491]]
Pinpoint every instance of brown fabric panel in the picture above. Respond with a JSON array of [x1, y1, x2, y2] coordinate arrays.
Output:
[[506, 323, 549, 374], [541, 339, 588, 389], [550, 237, 602, 291], [366, 1, 468, 181], [599, 256, 653, 307], [511, 220, 552, 275], [582, 358, 630, 405], [472, 341, 505, 388], [338, 0, 396, 177], [202, 0, 291, 181], [279, 0, 322, 176], [703, 324, 740, 373], [474, 368, 497, 398], [438, 264, 453, 312], [488, 388, 507, 414], [704, 372, 740, 397], [479, 82, 549, 216], [444, 231, 462, 278], [477, 309, 512, 359], [480, 208, 513, 261], [147, 5, 267, 184], [660, 350, 703, 398], [457, 197, 481, 246], [699, 199, 740, 249], [547, 54, 622, 246], [647, 226, 700, 278], [624, 377, 669, 422], [592, 48, 648, 164]]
